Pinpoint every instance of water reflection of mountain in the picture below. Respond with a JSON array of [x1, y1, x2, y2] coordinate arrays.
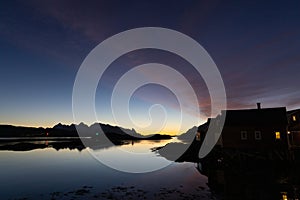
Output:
[[0, 140, 86, 151], [0, 136, 173, 152], [0, 138, 139, 152]]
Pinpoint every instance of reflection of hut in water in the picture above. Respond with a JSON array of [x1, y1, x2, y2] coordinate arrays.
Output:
[[201, 162, 300, 200]]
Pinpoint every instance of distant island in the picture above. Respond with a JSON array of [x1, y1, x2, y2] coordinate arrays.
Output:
[[0, 123, 172, 141]]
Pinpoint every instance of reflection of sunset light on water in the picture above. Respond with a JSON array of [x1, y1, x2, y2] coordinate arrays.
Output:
[[90, 139, 176, 172], [118, 138, 180, 153], [0, 143, 210, 199]]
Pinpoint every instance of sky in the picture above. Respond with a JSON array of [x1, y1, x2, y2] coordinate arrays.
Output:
[[0, 0, 300, 134]]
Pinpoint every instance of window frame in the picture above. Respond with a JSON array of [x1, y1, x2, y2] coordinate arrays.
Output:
[[254, 131, 262, 140], [241, 131, 248, 140]]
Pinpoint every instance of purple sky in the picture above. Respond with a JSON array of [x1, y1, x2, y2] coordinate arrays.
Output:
[[0, 0, 300, 134]]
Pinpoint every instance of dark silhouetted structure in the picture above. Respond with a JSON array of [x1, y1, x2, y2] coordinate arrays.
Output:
[[197, 104, 290, 160], [220, 105, 288, 151], [287, 109, 300, 147]]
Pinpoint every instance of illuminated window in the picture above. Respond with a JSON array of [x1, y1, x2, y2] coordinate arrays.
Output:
[[255, 131, 261, 140], [281, 192, 288, 200], [241, 131, 247, 140], [275, 131, 281, 140], [293, 115, 296, 121], [196, 132, 201, 141]]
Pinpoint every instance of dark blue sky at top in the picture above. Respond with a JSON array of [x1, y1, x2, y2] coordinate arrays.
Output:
[[0, 0, 300, 132]]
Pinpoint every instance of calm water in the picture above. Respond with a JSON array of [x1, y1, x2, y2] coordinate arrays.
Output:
[[0, 138, 212, 199]]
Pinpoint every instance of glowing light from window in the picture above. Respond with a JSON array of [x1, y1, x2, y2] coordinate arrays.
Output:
[[282, 193, 288, 200], [275, 132, 281, 139], [293, 115, 296, 121], [196, 132, 201, 141]]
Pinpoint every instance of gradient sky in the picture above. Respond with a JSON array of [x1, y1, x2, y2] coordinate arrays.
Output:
[[0, 0, 300, 134]]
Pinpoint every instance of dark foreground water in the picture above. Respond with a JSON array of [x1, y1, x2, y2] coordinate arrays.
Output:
[[0, 138, 214, 200], [2, 139, 299, 200]]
